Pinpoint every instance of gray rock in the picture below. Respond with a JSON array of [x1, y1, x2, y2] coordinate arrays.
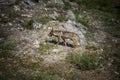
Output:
[[49, 11, 59, 20], [33, 21, 42, 29], [62, 20, 87, 47], [76, 23, 88, 33], [66, 10, 76, 21], [13, 5, 20, 11]]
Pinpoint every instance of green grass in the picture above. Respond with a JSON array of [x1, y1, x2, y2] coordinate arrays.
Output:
[[38, 16, 52, 24], [0, 41, 14, 50], [73, 10, 89, 27], [22, 19, 35, 30], [67, 52, 97, 70], [56, 15, 68, 22], [0, 40, 15, 58], [76, 17, 89, 27], [86, 45, 99, 50], [38, 42, 54, 54], [46, 3, 62, 9], [0, 32, 7, 38], [63, 0, 72, 10]]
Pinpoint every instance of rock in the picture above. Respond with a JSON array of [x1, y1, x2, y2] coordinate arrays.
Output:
[[33, 40, 39, 48], [21, 14, 32, 17], [13, 5, 20, 11], [62, 20, 87, 47], [66, 10, 76, 21], [33, 21, 42, 29], [76, 23, 88, 33], [49, 11, 59, 20], [52, 49, 59, 53]]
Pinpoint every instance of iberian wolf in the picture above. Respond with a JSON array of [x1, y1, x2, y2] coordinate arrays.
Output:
[[48, 29, 79, 47]]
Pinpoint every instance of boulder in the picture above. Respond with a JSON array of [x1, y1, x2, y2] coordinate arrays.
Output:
[[66, 10, 76, 21], [62, 20, 87, 47]]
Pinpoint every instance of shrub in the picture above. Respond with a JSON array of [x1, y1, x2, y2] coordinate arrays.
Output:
[[68, 53, 97, 70]]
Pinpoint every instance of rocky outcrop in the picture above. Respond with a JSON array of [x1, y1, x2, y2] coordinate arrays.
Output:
[[66, 10, 76, 21], [62, 20, 87, 47]]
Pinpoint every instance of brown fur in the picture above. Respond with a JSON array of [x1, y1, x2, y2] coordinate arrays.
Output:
[[48, 29, 79, 47]]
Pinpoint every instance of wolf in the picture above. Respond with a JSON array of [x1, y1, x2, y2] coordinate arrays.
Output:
[[48, 29, 80, 47]]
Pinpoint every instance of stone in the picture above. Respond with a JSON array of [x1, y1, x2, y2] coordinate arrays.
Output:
[[33, 21, 42, 29], [14, 5, 20, 11], [49, 11, 59, 20], [62, 20, 87, 47], [66, 10, 76, 21]]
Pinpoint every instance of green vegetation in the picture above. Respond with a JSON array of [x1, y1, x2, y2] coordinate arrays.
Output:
[[8, 11, 20, 19], [46, 3, 62, 9], [23, 19, 34, 29], [73, 10, 89, 27], [38, 16, 52, 24], [0, 41, 14, 57], [86, 45, 99, 50], [34, 67, 61, 80], [67, 52, 97, 70], [63, 0, 72, 10], [83, 32, 93, 40], [74, 0, 110, 9], [56, 15, 68, 22], [77, 17, 89, 27], [38, 42, 54, 54], [0, 41, 14, 51]]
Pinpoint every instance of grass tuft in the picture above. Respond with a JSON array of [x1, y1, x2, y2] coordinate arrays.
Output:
[[56, 15, 68, 22], [38, 16, 52, 24], [67, 52, 97, 70], [46, 3, 62, 9], [38, 42, 54, 54]]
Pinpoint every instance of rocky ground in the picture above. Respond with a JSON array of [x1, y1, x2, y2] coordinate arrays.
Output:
[[0, 0, 120, 80]]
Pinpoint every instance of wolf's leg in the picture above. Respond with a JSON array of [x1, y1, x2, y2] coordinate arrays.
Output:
[[57, 36, 61, 45], [63, 38, 67, 47], [72, 39, 77, 48]]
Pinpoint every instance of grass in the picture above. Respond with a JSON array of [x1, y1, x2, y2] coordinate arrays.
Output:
[[38, 42, 54, 54], [56, 15, 68, 22], [0, 41, 14, 50], [0, 11, 20, 23], [77, 18, 89, 27], [46, 3, 62, 9], [73, 10, 89, 27], [63, 0, 72, 10], [67, 52, 97, 70], [86, 45, 99, 50], [23, 19, 35, 29], [0, 41, 14, 58], [38, 16, 52, 24]]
